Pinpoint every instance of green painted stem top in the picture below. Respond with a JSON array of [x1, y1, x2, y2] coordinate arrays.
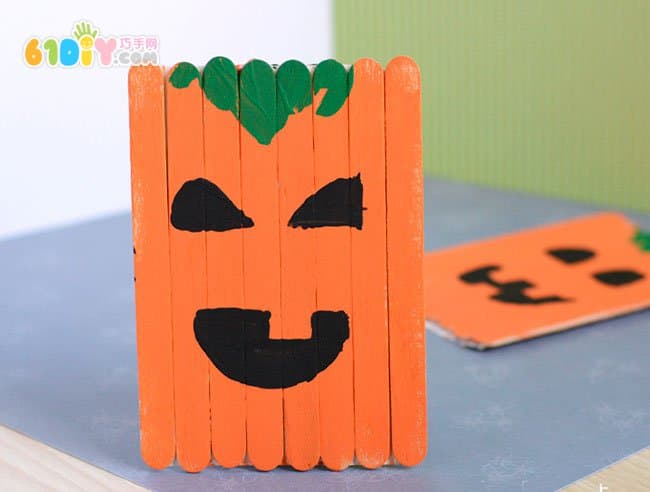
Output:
[[633, 230, 650, 252], [168, 62, 200, 89], [168, 58, 354, 145]]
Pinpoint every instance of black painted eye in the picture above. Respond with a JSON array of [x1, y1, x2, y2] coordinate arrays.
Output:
[[171, 178, 254, 232], [547, 248, 595, 264], [593, 269, 644, 286], [288, 174, 363, 230]]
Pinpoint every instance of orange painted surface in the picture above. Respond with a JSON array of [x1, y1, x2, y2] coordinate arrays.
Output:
[[424, 213, 650, 348], [348, 58, 390, 468], [313, 65, 355, 471], [165, 67, 211, 472], [277, 67, 320, 470], [201, 68, 246, 468], [131, 57, 428, 472], [239, 64, 284, 471], [385, 56, 427, 467], [128, 66, 175, 469]]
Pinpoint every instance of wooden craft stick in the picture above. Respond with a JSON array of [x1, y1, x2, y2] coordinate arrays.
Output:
[[201, 57, 246, 468], [312, 59, 354, 470], [128, 65, 175, 469], [0, 425, 148, 491], [385, 56, 427, 466], [165, 63, 211, 472], [276, 60, 320, 470], [348, 58, 390, 468], [239, 59, 284, 471]]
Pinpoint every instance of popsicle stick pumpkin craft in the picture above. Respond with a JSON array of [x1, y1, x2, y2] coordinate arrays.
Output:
[[128, 57, 426, 472], [424, 213, 650, 349]]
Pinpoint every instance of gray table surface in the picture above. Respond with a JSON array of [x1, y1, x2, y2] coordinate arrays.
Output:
[[1, 179, 649, 491]]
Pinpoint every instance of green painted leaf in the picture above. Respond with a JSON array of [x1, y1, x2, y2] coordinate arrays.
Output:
[[239, 59, 276, 145], [633, 229, 650, 252], [276, 60, 312, 133], [313, 59, 353, 117], [172, 57, 354, 145], [203, 57, 238, 117], [169, 62, 200, 89]]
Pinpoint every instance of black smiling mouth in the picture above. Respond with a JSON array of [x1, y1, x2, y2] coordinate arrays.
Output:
[[194, 308, 349, 389], [459, 265, 570, 305]]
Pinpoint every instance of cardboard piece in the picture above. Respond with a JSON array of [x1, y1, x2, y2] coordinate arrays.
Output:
[[128, 57, 426, 471], [424, 213, 650, 349]]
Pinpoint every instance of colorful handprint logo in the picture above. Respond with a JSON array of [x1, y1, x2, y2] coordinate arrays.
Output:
[[73, 22, 98, 66], [24, 21, 158, 68]]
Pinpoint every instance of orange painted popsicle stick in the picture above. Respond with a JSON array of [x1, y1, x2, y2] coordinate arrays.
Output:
[[313, 60, 354, 470], [385, 56, 427, 466], [201, 57, 246, 468], [276, 60, 320, 470], [165, 63, 211, 472], [349, 58, 390, 468], [128, 65, 175, 469], [239, 60, 284, 471]]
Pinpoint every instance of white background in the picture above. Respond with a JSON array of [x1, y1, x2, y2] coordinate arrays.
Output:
[[0, 0, 332, 239]]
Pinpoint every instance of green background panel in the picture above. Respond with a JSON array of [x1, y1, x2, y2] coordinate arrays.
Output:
[[335, 0, 649, 211]]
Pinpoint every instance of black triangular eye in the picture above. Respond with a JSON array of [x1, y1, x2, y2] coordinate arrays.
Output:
[[288, 174, 363, 230], [547, 248, 595, 264], [593, 269, 644, 286], [171, 178, 254, 232]]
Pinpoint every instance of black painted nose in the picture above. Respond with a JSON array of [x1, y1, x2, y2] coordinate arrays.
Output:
[[194, 308, 349, 389]]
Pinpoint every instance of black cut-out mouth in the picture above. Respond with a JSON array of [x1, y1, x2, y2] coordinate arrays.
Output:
[[194, 308, 349, 389], [460, 265, 570, 305]]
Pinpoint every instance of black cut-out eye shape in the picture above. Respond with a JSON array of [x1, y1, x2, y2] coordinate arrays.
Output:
[[547, 248, 595, 264], [171, 178, 254, 232], [546, 247, 645, 287], [289, 174, 363, 230], [593, 270, 644, 286]]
